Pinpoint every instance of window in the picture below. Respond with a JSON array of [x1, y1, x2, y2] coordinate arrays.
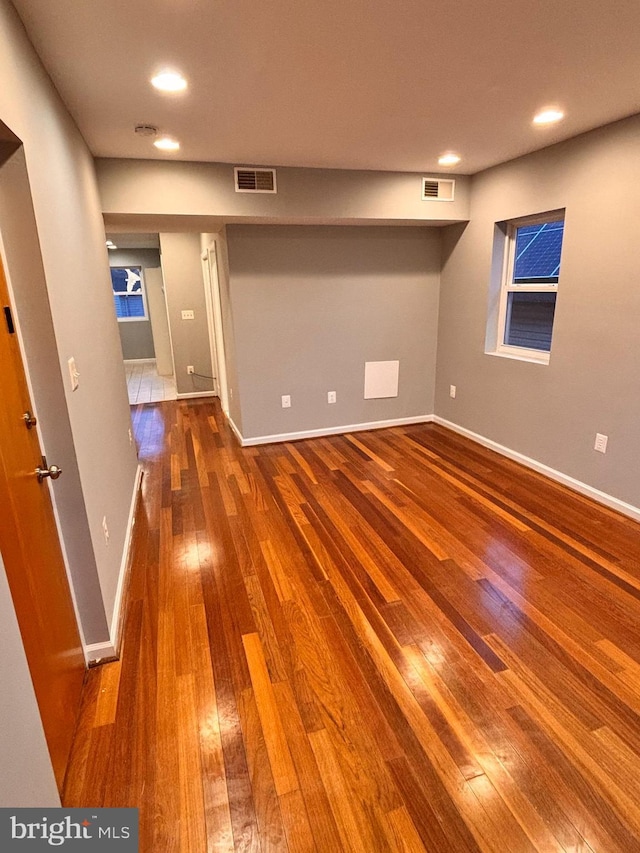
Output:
[[111, 266, 148, 321], [493, 212, 564, 362]]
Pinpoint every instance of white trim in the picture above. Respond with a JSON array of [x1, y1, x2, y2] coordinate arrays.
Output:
[[123, 358, 156, 365], [99, 464, 143, 661], [84, 641, 118, 665], [485, 349, 550, 366], [227, 415, 244, 445], [201, 253, 220, 397], [235, 415, 434, 447], [433, 417, 640, 523], [176, 391, 217, 400], [204, 242, 230, 415]]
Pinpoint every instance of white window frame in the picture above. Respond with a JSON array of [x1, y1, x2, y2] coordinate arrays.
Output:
[[111, 266, 149, 323], [494, 211, 563, 364]]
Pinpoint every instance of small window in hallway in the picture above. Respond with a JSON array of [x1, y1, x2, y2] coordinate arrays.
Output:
[[111, 266, 148, 320]]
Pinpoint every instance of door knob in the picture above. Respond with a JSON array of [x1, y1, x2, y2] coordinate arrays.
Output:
[[36, 459, 62, 482], [23, 411, 37, 429]]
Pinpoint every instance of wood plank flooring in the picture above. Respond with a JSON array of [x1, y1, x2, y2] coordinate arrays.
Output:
[[64, 400, 640, 852]]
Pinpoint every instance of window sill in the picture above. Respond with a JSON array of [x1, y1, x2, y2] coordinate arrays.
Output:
[[485, 348, 550, 366]]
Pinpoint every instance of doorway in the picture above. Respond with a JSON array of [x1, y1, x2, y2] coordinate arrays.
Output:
[[106, 232, 177, 404], [0, 246, 85, 791]]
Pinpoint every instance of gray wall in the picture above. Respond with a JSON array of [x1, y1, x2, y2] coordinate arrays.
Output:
[[435, 114, 640, 508], [109, 247, 160, 360], [97, 159, 470, 227], [0, 0, 139, 639], [226, 225, 440, 439], [0, 553, 60, 806], [159, 233, 214, 395]]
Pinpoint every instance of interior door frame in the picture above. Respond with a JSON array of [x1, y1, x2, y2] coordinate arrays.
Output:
[[0, 245, 85, 791], [0, 225, 85, 651], [202, 238, 229, 414]]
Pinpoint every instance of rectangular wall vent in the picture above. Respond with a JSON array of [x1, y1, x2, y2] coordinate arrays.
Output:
[[234, 167, 277, 193], [422, 178, 455, 201]]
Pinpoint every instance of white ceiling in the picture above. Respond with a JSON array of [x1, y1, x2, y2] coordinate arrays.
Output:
[[11, 0, 640, 175]]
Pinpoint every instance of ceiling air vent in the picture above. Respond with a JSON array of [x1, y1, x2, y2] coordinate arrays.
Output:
[[234, 167, 277, 193], [422, 178, 455, 201]]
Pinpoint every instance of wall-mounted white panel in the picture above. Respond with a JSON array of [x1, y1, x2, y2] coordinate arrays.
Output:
[[364, 360, 399, 399]]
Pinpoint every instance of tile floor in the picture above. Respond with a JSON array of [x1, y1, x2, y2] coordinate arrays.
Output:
[[124, 359, 177, 405]]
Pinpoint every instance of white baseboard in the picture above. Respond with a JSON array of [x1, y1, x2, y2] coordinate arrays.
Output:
[[237, 414, 434, 447], [84, 641, 119, 666], [86, 464, 143, 664], [433, 416, 640, 523], [176, 391, 216, 400], [227, 415, 244, 445]]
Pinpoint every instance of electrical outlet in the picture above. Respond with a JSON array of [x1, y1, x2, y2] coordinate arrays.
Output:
[[102, 516, 110, 545], [281, 394, 291, 408], [594, 433, 608, 453], [128, 427, 133, 446], [187, 365, 195, 374], [68, 356, 79, 391], [181, 310, 195, 320], [229, 387, 233, 398], [450, 385, 456, 398], [328, 391, 337, 404]]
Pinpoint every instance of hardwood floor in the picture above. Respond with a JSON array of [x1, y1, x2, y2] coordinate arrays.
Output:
[[64, 400, 640, 852]]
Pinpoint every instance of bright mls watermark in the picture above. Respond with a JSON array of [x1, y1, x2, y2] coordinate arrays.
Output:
[[0, 809, 138, 850]]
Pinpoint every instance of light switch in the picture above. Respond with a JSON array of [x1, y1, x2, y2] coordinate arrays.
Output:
[[594, 433, 608, 453], [68, 356, 79, 391]]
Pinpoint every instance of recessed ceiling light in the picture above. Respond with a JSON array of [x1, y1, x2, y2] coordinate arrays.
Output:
[[438, 153, 461, 167], [106, 242, 117, 250], [154, 137, 180, 152], [151, 71, 187, 93], [533, 108, 564, 125]]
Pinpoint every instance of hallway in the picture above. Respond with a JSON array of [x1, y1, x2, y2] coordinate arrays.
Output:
[[64, 400, 640, 851]]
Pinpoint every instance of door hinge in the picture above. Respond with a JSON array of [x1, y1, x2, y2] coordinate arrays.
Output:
[[4, 305, 15, 334]]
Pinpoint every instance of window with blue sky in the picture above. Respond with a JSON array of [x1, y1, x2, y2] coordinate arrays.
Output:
[[111, 266, 146, 320]]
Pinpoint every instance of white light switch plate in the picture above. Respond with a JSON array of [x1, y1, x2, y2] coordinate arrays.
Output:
[[68, 356, 79, 391], [594, 433, 608, 453]]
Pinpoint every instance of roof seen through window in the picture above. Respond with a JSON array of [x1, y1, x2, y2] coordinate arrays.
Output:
[[513, 220, 564, 283]]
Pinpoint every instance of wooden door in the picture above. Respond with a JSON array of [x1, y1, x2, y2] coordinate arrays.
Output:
[[0, 254, 85, 791]]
